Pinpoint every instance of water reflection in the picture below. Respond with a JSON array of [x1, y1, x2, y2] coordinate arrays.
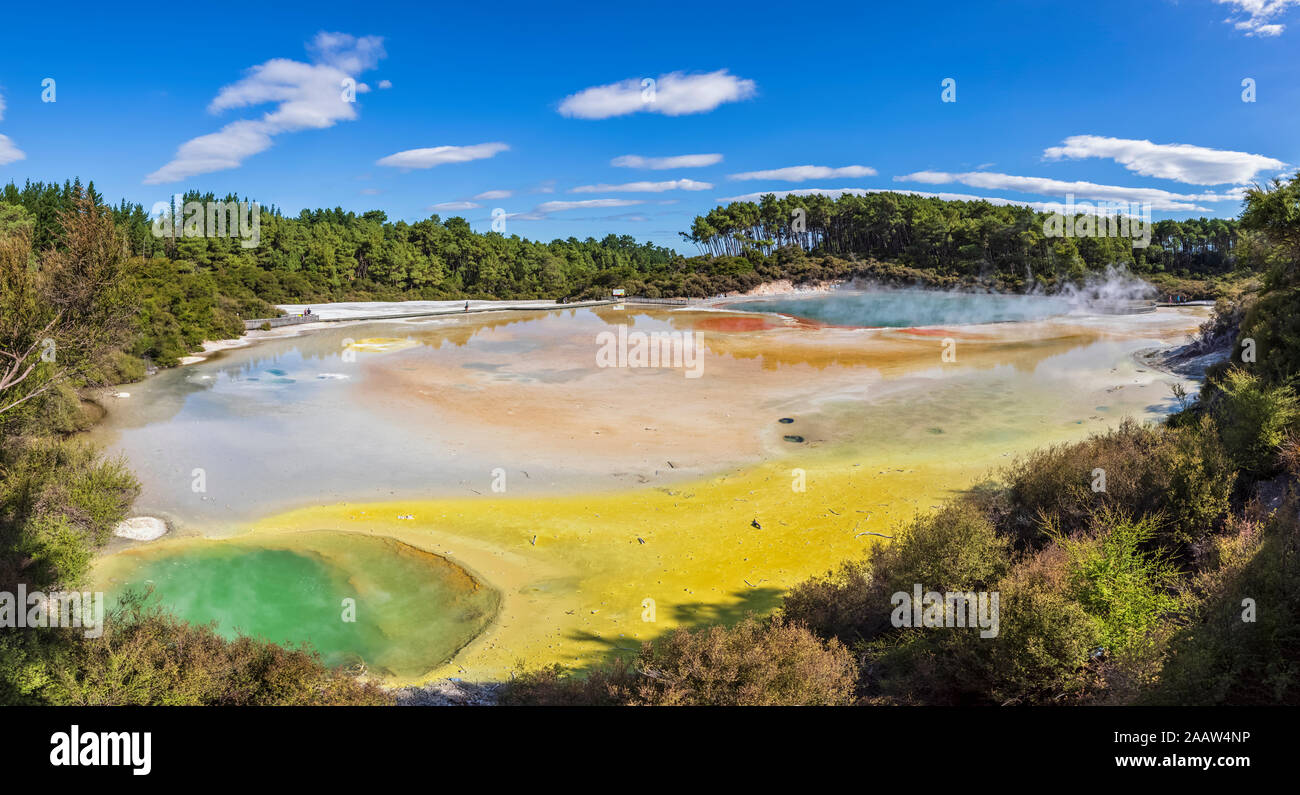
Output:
[[86, 303, 1204, 530]]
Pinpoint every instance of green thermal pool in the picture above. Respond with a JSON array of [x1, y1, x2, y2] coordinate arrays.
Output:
[[95, 531, 498, 678]]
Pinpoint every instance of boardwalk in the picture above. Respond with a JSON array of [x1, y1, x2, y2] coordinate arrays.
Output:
[[241, 296, 702, 329]]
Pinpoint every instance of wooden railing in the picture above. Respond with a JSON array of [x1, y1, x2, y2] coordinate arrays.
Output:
[[623, 296, 698, 305], [242, 315, 315, 330]]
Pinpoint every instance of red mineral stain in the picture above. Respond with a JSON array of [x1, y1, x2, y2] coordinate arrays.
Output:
[[695, 316, 784, 332], [899, 327, 993, 339], [900, 327, 954, 337]]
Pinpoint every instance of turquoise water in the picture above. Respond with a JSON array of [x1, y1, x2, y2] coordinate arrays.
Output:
[[730, 289, 1072, 327], [98, 531, 499, 678]]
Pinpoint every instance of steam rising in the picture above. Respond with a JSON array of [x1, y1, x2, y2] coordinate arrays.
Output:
[[727, 266, 1160, 327], [1051, 265, 1157, 310]]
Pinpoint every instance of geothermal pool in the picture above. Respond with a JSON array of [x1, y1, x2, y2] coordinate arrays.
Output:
[[90, 292, 1210, 681], [96, 531, 497, 678], [729, 289, 1073, 327]]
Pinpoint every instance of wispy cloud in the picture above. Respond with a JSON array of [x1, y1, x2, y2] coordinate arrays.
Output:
[[376, 142, 509, 169], [496, 198, 646, 220], [144, 32, 385, 185], [473, 189, 512, 200], [1216, 0, 1300, 36], [894, 170, 1240, 211], [0, 136, 22, 166], [0, 92, 24, 166], [1043, 135, 1285, 185], [558, 212, 653, 223], [571, 179, 711, 193], [535, 198, 644, 213], [558, 70, 755, 119], [430, 201, 481, 211], [728, 165, 877, 182], [611, 153, 723, 169]]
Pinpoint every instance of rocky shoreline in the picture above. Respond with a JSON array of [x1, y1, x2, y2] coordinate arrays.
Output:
[[1137, 308, 1233, 380], [391, 679, 502, 706]]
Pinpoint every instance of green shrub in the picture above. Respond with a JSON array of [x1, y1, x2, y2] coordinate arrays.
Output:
[[0, 438, 138, 589], [1213, 367, 1299, 476], [1163, 416, 1234, 545], [1235, 283, 1300, 387], [867, 544, 1099, 705], [873, 502, 1011, 594], [783, 502, 1010, 645], [1050, 511, 1183, 657], [1149, 501, 1300, 705], [1002, 418, 1232, 549], [979, 549, 1102, 704], [11, 592, 393, 706]]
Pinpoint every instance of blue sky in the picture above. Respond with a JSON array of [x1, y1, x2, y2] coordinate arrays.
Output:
[[0, 0, 1297, 251]]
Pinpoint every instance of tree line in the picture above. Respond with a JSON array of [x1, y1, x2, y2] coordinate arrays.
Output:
[[683, 191, 1242, 282], [2, 179, 681, 301], [4, 180, 1250, 311], [0, 178, 1266, 366]]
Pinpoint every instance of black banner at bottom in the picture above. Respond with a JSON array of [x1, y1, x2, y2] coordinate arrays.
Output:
[[1, 706, 1287, 783]]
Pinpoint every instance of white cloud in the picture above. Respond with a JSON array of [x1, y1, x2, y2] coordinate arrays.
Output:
[[571, 179, 712, 193], [534, 198, 644, 213], [377, 79, 393, 89], [430, 201, 480, 211], [894, 170, 1236, 211], [307, 32, 386, 73], [1216, 0, 1300, 36], [473, 189, 512, 200], [728, 165, 877, 182], [145, 32, 385, 184], [558, 70, 755, 119], [0, 135, 24, 166], [0, 93, 23, 165], [376, 142, 509, 169], [611, 153, 723, 169], [1043, 135, 1285, 185]]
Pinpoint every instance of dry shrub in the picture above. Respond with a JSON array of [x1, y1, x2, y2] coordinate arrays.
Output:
[[44, 594, 392, 706], [1275, 432, 1300, 476], [503, 617, 857, 706]]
